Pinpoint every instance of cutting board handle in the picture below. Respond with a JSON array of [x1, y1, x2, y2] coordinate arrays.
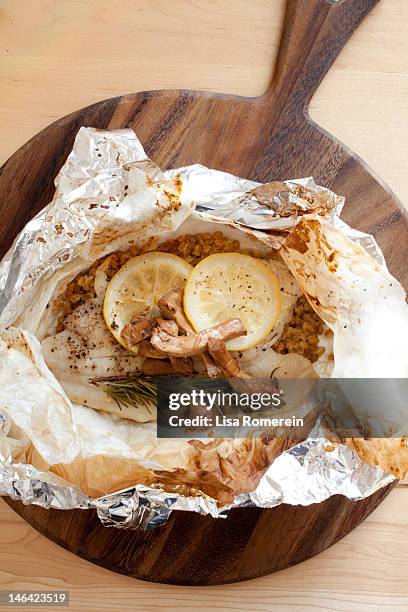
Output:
[[267, 0, 380, 110]]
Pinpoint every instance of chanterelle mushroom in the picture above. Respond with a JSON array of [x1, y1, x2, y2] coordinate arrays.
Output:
[[142, 358, 175, 376], [141, 355, 193, 376], [207, 336, 249, 378], [151, 318, 246, 357], [200, 353, 223, 378], [158, 288, 192, 335], [158, 288, 223, 377], [169, 356, 194, 376], [121, 307, 155, 349], [137, 340, 167, 359], [156, 318, 179, 337]]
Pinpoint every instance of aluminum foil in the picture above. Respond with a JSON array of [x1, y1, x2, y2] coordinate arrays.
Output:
[[93, 419, 394, 528], [0, 422, 393, 529], [0, 127, 396, 529]]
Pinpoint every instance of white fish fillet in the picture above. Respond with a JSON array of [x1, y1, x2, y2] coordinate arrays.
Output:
[[41, 297, 152, 421]]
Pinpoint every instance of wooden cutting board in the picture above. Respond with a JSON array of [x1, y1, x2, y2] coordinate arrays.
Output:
[[1, 0, 406, 585]]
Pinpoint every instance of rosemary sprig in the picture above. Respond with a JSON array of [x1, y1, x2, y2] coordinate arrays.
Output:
[[91, 374, 156, 413]]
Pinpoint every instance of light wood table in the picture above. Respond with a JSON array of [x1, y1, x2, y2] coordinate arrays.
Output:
[[1, 1, 408, 610]]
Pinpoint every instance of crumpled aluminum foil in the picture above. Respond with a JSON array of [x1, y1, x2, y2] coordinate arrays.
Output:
[[0, 127, 395, 529], [0, 420, 393, 529]]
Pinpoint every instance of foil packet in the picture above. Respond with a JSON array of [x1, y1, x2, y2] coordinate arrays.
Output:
[[0, 127, 406, 530]]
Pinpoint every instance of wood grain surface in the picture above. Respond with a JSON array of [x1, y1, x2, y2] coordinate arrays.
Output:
[[0, 3, 408, 609], [4, 484, 396, 586], [2, 488, 408, 611]]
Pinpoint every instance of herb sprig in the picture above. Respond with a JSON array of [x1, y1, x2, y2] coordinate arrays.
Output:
[[91, 374, 156, 412]]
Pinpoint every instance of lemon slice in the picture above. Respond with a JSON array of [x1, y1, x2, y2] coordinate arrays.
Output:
[[103, 251, 193, 350], [183, 253, 282, 351]]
